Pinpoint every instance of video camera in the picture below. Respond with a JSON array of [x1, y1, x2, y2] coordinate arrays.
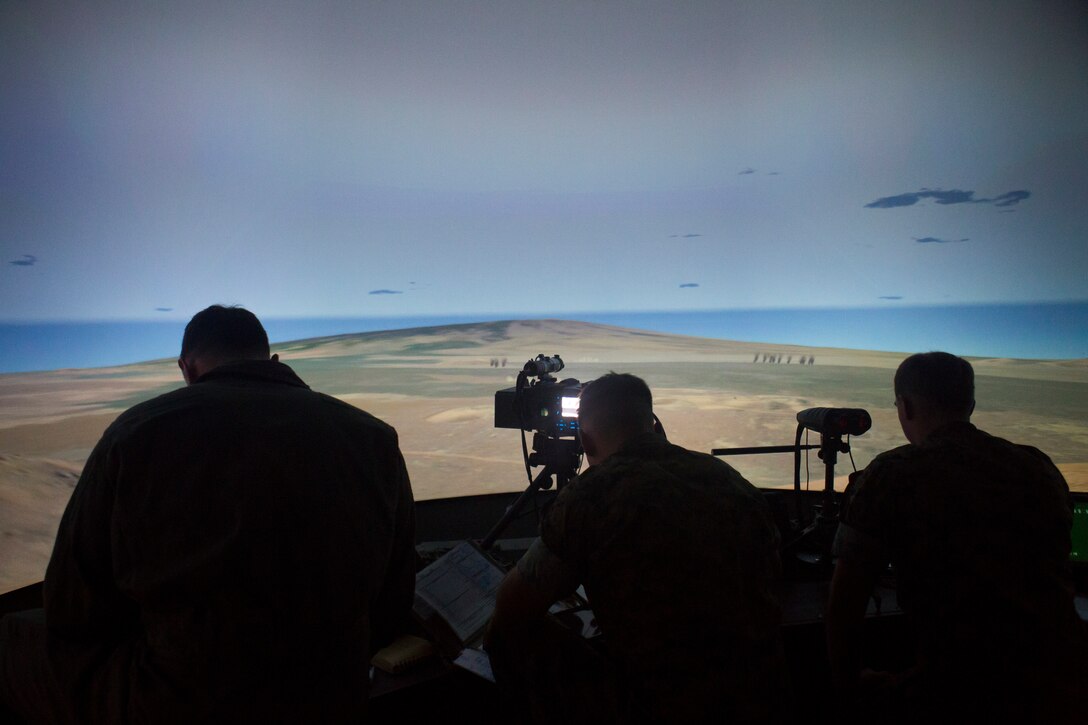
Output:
[[484, 354, 589, 548], [494, 354, 587, 438]]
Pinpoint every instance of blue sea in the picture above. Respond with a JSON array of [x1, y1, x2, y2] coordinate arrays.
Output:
[[1, 302, 1085, 373]]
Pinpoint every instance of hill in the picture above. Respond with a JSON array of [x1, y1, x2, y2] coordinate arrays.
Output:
[[1, 318, 1086, 593]]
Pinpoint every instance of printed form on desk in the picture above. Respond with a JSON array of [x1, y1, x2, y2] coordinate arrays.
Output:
[[414, 540, 506, 681]]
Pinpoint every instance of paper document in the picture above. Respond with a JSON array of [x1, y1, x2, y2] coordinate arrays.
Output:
[[414, 541, 506, 645], [453, 648, 495, 683]]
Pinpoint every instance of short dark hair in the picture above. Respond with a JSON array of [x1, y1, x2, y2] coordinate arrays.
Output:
[[180, 305, 270, 362], [894, 351, 974, 417], [579, 372, 654, 438]]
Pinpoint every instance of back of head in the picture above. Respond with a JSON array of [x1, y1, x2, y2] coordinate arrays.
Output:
[[579, 372, 655, 441], [181, 305, 270, 365], [894, 351, 975, 419]]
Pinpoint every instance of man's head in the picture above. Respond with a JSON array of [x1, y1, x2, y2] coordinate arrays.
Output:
[[893, 351, 975, 444], [578, 372, 656, 465], [179, 305, 274, 384]]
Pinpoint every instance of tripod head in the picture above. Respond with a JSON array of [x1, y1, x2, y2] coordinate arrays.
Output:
[[527, 433, 583, 490], [713, 407, 872, 569]]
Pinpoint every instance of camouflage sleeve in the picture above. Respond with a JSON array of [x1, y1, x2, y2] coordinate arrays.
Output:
[[516, 537, 580, 602], [539, 473, 596, 571], [1018, 443, 1074, 554], [831, 522, 886, 566], [832, 461, 892, 566]]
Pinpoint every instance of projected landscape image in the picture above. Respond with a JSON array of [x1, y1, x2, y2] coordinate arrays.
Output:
[[2, 319, 1087, 593], [1, 2, 1086, 594]]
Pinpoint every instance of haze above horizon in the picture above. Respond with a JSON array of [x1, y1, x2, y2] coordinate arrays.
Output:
[[2, 2, 1086, 336]]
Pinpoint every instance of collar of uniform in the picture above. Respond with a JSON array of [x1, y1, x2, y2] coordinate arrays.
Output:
[[615, 430, 671, 458], [921, 419, 977, 445], [194, 359, 311, 389]]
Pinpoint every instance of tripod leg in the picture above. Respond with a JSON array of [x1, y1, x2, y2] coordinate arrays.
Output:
[[481, 467, 554, 550]]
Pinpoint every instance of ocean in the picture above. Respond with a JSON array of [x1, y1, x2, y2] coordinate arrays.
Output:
[[1, 302, 1086, 374]]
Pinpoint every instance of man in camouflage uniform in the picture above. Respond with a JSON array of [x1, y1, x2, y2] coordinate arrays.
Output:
[[827, 351, 1086, 722], [486, 373, 785, 723]]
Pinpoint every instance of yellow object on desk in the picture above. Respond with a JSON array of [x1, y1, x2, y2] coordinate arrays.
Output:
[[371, 634, 437, 675]]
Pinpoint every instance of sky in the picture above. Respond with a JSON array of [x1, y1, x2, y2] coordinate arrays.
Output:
[[2, 1, 1087, 323]]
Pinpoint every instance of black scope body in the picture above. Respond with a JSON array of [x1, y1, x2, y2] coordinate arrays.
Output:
[[523, 354, 564, 377], [796, 407, 872, 437]]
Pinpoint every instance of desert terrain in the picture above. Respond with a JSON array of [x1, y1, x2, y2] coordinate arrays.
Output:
[[2, 319, 1086, 593]]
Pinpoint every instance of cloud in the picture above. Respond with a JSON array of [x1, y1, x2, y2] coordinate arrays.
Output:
[[865, 188, 1031, 209], [879, 295, 903, 300], [738, 167, 756, 175], [669, 233, 703, 238], [767, 171, 780, 175], [9, 254, 36, 266], [991, 190, 1030, 207], [368, 289, 403, 295], [912, 236, 969, 244], [679, 282, 699, 288], [924, 189, 976, 205], [154, 307, 174, 312]]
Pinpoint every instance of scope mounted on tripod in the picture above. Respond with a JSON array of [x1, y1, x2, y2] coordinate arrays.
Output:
[[494, 354, 586, 438], [795, 407, 872, 437]]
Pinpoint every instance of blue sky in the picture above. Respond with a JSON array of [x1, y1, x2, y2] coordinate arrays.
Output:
[[2, 1, 1086, 322]]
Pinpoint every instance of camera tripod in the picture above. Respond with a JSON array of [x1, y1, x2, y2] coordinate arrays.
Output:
[[713, 424, 859, 567], [481, 433, 583, 550]]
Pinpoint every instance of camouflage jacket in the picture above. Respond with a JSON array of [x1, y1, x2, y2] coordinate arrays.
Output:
[[834, 421, 1079, 674], [524, 432, 784, 720]]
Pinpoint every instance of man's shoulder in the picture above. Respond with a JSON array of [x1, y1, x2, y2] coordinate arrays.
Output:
[[840, 443, 921, 522], [664, 442, 750, 476], [848, 424, 1067, 505], [921, 424, 1064, 481], [837, 443, 922, 555], [104, 384, 201, 438], [307, 389, 399, 436], [567, 438, 759, 511], [107, 374, 397, 443], [854, 426, 1005, 481], [612, 435, 749, 476], [647, 439, 760, 493], [856, 442, 919, 479], [964, 426, 1063, 469]]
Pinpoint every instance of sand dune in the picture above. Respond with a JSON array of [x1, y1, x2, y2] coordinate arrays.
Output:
[[2, 319, 1086, 593], [0, 454, 81, 591], [425, 407, 494, 424]]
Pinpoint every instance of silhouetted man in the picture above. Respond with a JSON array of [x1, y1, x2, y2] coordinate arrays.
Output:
[[827, 351, 1086, 722], [0, 305, 416, 723], [486, 373, 785, 723]]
